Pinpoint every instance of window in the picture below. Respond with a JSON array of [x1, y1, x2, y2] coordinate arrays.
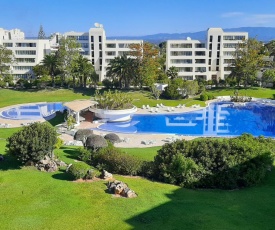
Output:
[[15, 43, 36, 47], [91, 36, 94, 42], [210, 35, 213, 42], [15, 50, 36, 55], [13, 66, 32, 70], [223, 51, 235, 56], [217, 51, 220, 58], [195, 67, 206, 72], [106, 51, 116, 56], [209, 44, 212, 50], [118, 43, 130, 48], [170, 51, 192, 56], [218, 36, 221, 42], [3, 43, 13, 47], [99, 36, 102, 42], [91, 44, 94, 50], [209, 51, 212, 57], [171, 59, 192, 64], [195, 43, 206, 48], [99, 51, 102, 58], [81, 43, 89, 48], [99, 44, 102, 50], [208, 59, 211, 65], [92, 51, 94, 57], [223, 43, 238, 48], [217, 44, 220, 50], [195, 51, 205, 56], [216, 59, 220, 65], [195, 59, 205, 64], [224, 67, 232, 71], [176, 67, 193, 72], [216, 67, 219, 71], [224, 59, 234, 64], [223, 35, 245, 40], [170, 43, 192, 48], [92, 59, 94, 65], [16, 58, 35, 63], [99, 59, 102, 65], [106, 43, 116, 48]]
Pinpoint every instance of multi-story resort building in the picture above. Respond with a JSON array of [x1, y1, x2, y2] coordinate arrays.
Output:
[[0, 24, 248, 82], [166, 28, 248, 81]]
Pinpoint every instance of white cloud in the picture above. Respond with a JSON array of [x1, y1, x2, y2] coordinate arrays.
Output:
[[221, 12, 244, 18]]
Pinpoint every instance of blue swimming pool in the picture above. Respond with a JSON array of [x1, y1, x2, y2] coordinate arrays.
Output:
[[98, 102, 275, 137], [0, 102, 64, 120]]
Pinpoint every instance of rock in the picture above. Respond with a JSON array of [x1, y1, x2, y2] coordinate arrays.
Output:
[[107, 180, 137, 198], [66, 163, 72, 172], [25, 160, 35, 166], [101, 170, 113, 180]]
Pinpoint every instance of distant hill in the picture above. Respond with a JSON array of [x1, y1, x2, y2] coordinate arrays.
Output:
[[108, 27, 275, 44]]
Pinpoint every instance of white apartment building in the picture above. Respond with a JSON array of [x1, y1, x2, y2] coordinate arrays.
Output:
[[166, 28, 248, 81], [1, 25, 247, 82], [63, 24, 142, 81], [0, 28, 51, 79]]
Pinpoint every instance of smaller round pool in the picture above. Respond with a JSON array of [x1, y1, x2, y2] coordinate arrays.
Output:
[[0, 102, 64, 120]]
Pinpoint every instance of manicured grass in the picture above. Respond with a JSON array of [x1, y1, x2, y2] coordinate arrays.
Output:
[[122, 146, 161, 161], [1, 87, 275, 229], [1, 141, 275, 229]]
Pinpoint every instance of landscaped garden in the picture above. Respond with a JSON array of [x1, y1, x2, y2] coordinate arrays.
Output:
[[1, 87, 275, 229]]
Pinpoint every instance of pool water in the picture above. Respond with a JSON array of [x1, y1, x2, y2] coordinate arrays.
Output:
[[0, 103, 64, 120], [98, 102, 275, 137]]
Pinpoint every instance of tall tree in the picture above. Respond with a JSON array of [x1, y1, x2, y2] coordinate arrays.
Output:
[[231, 38, 264, 87], [106, 55, 135, 89], [56, 37, 80, 86], [166, 66, 179, 80], [41, 54, 58, 86], [129, 42, 160, 88], [38, 25, 46, 39], [0, 45, 15, 77]]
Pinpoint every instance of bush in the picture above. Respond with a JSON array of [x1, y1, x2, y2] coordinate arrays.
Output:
[[200, 94, 208, 101], [86, 135, 108, 151], [6, 122, 57, 164], [74, 129, 94, 145], [93, 145, 142, 176], [104, 133, 121, 144], [207, 94, 215, 100], [54, 137, 64, 149], [153, 134, 275, 189], [67, 162, 92, 180], [102, 79, 113, 89], [78, 147, 93, 163], [162, 81, 181, 99]]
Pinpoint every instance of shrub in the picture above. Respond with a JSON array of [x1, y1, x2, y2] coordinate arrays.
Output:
[[86, 135, 108, 151], [67, 162, 92, 180], [162, 81, 181, 99], [153, 134, 275, 189], [78, 147, 93, 163], [94, 145, 142, 176], [102, 79, 113, 89], [74, 129, 94, 145], [54, 137, 64, 149], [6, 122, 57, 164], [200, 94, 208, 101], [207, 94, 215, 100], [104, 133, 121, 144]]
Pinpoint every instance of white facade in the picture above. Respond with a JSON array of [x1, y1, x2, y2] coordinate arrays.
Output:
[[64, 26, 142, 81], [1, 25, 247, 82], [166, 28, 248, 81], [0, 28, 51, 79]]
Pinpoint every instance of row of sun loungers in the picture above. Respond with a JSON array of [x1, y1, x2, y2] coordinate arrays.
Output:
[[142, 103, 186, 111], [0, 123, 11, 128]]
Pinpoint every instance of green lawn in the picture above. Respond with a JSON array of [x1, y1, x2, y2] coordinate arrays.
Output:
[[1, 87, 275, 229], [1, 140, 275, 230]]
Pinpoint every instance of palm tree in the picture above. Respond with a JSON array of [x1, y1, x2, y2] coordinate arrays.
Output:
[[41, 54, 58, 87], [72, 55, 96, 88], [166, 66, 178, 80], [106, 55, 135, 89]]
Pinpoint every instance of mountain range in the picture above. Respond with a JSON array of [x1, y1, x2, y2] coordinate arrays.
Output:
[[108, 27, 275, 44]]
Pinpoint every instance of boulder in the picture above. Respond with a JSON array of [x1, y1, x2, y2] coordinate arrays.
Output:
[[107, 180, 137, 198], [101, 170, 113, 180]]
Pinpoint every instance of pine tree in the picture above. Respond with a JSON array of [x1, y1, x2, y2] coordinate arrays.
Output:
[[38, 25, 46, 39]]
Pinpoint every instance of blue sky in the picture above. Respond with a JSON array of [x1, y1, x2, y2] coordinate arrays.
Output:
[[1, 0, 275, 37]]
